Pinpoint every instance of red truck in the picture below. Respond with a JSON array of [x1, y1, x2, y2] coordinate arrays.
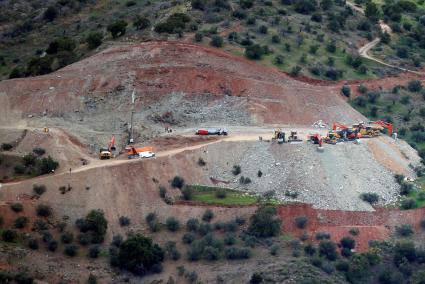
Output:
[[196, 128, 228, 136]]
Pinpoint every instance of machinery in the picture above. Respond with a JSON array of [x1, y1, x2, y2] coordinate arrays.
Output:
[[370, 120, 393, 136], [127, 146, 155, 159], [352, 123, 382, 138], [196, 128, 228, 135], [99, 136, 116, 160], [273, 129, 286, 144], [288, 131, 302, 144], [308, 133, 323, 147]]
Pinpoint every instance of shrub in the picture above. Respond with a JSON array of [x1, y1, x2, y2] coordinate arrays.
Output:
[[400, 183, 413, 195], [2, 229, 18, 242], [48, 239, 58, 251], [64, 244, 78, 257], [166, 217, 180, 232], [10, 203, 23, 213], [223, 233, 236, 246], [295, 216, 308, 229], [23, 153, 37, 167], [248, 206, 282, 238], [304, 243, 316, 255], [349, 228, 360, 236], [358, 84, 368, 94], [394, 174, 405, 184], [210, 35, 224, 48], [341, 85, 351, 97], [86, 32, 103, 49], [32, 147, 46, 156], [88, 274, 97, 284], [250, 273, 263, 284], [319, 240, 338, 261], [340, 237, 355, 249], [235, 216, 245, 225], [61, 231, 74, 244], [316, 231, 330, 240], [360, 192, 379, 204], [84, 209, 108, 243], [28, 238, 39, 250], [36, 204, 52, 217], [159, 186, 167, 198], [119, 216, 131, 227], [181, 186, 193, 200], [42, 231, 52, 243], [197, 157, 206, 166], [77, 233, 92, 245], [117, 234, 164, 275], [38, 156, 59, 174], [33, 184, 46, 195], [1, 143, 13, 151], [291, 65, 302, 76], [112, 234, 123, 247], [407, 80, 422, 92], [43, 6, 58, 21], [396, 224, 414, 237], [33, 219, 48, 231], [133, 16, 150, 30], [14, 165, 25, 175], [335, 260, 349, 271], [183, 233, 196, 244], [270, 244, 279, 256], [245, 44, 266, 60], [394, 241, 416, 263], [215, 188, 227, 199], [88, 245, 100, 258], [202, 209, 214, 222], [154, 13, 190, 34], [239, 176, 251, 184], [400, 198, 416, 210], [198, 223, 212, 236], [203, 246, 220, 261], [224, 247, 251, 260], [186, 218, 199, 232], [107, 20, 128, 38], [171, 176, 185, 188], [14, 216, 28, 229], [232, 165, 241, 175]]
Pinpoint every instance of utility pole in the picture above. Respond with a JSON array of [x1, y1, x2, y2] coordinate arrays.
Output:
[[129, 89, 135, 144]]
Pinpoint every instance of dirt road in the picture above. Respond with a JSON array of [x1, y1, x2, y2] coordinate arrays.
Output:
[[346, 1, 424, 75]]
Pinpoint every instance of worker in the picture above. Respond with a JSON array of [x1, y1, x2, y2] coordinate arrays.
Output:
[[69, 168, 72, 174]]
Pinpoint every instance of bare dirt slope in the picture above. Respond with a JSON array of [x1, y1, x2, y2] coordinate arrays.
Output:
[[0, 42, 365, 137]]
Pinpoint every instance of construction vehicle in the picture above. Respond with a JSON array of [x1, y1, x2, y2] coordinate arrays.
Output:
[[273, 129, 286, 144], [126, 146, 155, 159], [287, 131, 303, 144], [352, 123, 382, 138], [99, 136, 116, 160], [196, 128, 228, 136], [370, 120, 393, 136], [332, 122, 361, 141], [308, 133, 323, 147]]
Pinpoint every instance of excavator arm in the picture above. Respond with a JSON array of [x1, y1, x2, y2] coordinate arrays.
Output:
[[370, 121, 393, 136]]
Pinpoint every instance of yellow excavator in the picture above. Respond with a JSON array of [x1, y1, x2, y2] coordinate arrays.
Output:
[[99, 136, 116, 160]]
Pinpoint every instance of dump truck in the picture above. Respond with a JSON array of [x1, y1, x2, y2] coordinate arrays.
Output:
[[126, 146, 155, 159], [195, 128, 228, 135], [99, 136, 116, 160]]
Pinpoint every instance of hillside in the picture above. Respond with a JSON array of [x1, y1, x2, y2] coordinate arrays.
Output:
[[1, 0, 425, 81]]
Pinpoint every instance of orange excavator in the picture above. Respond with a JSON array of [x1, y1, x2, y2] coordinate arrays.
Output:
[[370, 120, 393, 136], [331, 122, 361, 140], [126, 146, 155, 159], [99, 136, 116, 160]]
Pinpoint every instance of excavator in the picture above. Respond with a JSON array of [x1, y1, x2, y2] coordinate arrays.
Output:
[[370, 120, 393, 136], [324, 122, 361, 144], [99, 136, 116, 160], [351, 121, 393, 137], [287, 131, 303, 144]]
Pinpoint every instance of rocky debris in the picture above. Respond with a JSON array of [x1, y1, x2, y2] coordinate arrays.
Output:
[[205, 140, 401, 211]]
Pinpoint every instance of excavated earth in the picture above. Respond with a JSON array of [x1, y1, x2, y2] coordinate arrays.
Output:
[[0, 41, 424, 282]]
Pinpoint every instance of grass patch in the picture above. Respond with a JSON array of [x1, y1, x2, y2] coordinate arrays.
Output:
[[407, 177, 425, 208], [185, 185, 258, 206]]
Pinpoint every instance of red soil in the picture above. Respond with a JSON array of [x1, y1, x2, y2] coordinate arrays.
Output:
[[278, 204, 425, 251]]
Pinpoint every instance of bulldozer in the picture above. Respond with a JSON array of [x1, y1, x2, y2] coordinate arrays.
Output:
[[99, 136, 116, 160], [287, 131, 302, 144]]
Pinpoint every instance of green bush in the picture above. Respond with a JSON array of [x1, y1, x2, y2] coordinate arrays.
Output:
[[202, 209, 214, 222], [341, 85, 351, 97], [198, 223, 212, 236], [316, 231, 330, 240], [46, 37, 76, 54], [224, 247, 251, 260], [117, 234, 164, 275], [183, 232, 196, 244], [33, 219, 48, 231], [14, 165, 25, 175], [84, 209, 108, 243], [43, 6, 58, 21], [107, 20, 128, 38], [400, 198, 416, 210], [360, 192, 379, 204], [295, 216, 308, 229], [248, 206, 282, 238], [250, 273, 263, 284], [1, 143, 13, 151], [64, 244, 78, 257], [2, 229, 18, 242], [270, 244, 279, 256], [166, 217, 180, 232], [77, 233, 92, 245], [28, 238, 39, 250], [210, 35, 224, 47], [396, 224, 414, 237], [32, 147, 46, 156], [36, 204, 52, 217], [245, 44, 266, 60], [88, 245, 100, 258], [171, 176, 185, 188], [215, 188, 227, 199], [61, 231, 74, 244], [133, 16, 150, 30], [154, 13, 191, 34], [186, 218, 199, 232], [340, 237, 355, 249], [14, 216, 28, 229], [48, 239, 58, 251], [86, 32, 103, 49], [407, 80, 422, 92], [10, 203, 23, 213], [194, 32, 203, 42], [304, 243, 316, 255], [119, 216, 131, 227], [38, 156, 59, 174], [232, 165, 241, 175], [319, 240, 338, 261], [181, 186, 193, 200], [33, 184, 46, 195]]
